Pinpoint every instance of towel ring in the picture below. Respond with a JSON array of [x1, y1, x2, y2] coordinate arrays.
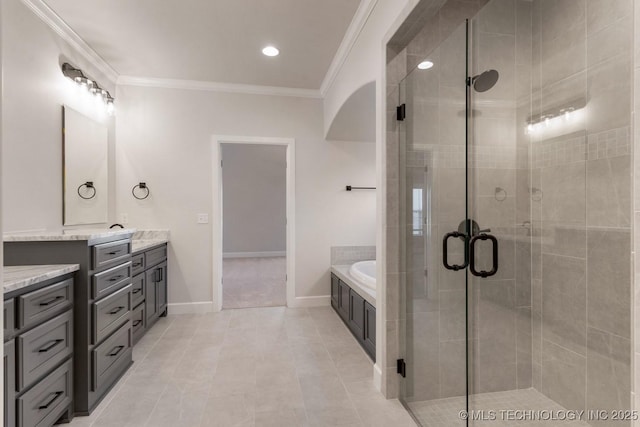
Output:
[[494, 187, 507, 202], [77, 181, 96, 200], [132, 182, 150, 200]]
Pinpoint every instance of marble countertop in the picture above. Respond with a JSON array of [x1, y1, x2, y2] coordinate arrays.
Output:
[[132, 239, 168, 254], [331, 264, 376, 307], [4, 264, 80, 294], [3, 228, 136, 243]]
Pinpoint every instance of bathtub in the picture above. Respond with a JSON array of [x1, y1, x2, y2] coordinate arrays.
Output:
[[349, 260, 376, 290]]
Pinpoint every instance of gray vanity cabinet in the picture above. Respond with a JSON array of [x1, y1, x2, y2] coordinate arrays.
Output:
[[4, 236, 134, 416], [132, 244, 168, 344], [4, 272, 75, 427], [330, 273, 376, 362], [5, 340, 15, 427]]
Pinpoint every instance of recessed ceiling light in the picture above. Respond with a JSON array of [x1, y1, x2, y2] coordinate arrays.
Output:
[[262, 46, 279, 57], [418, 60, 434, 70]]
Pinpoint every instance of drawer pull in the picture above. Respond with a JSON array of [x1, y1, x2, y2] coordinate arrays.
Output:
[[109, 345, 125, 357], [133, 262, 143, 268], [132, 320, 142, 327], [38, 391, 63, 410], [107, 250, 122, 256], [132, 288, 141, 294], [108, 306, 125, 315], [109, 275, 124, 282], [39, 296, 64, 306], [38, 339, 64, 353]]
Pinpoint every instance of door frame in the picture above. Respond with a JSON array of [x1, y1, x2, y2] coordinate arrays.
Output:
[[211, 135, 296, 311]]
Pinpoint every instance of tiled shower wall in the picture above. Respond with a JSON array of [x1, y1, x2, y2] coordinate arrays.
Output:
[[530, 0, 632, 418]]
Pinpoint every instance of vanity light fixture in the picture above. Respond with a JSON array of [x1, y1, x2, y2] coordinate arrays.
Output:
[[61, 63, 115, 116], [262, 46, 280, 57], [418, 60, 434, 70]]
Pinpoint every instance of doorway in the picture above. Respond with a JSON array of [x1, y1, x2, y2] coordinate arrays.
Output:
[[221, 143, 287, 309], [211, 136, 296, 311]]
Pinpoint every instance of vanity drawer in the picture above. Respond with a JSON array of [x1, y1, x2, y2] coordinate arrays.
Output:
[[92, 284, 131, 345], [93, 240, 131, 271], [131, 253, 145, 276], [92, 262, 131, 300], [92, 320, 131, 392], [131, 303, 146, 344], [131, 273, 145, 308], [17, 279, 73, 330], [17, 310, 73, 392], [145, 245, 167, 269], [5, 299, 15, 340], [17, 359, 72, 427]]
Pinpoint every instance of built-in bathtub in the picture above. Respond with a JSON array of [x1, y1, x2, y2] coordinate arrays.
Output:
[[349, 260, 376, 290]]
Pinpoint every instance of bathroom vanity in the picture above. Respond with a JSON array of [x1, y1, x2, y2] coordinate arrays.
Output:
[[4, 229, 136, 415], [4, 264, 78, 427]]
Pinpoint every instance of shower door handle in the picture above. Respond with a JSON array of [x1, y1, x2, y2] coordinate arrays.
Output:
[[442, 232, 468, 271], [469, 234, 498, 278]]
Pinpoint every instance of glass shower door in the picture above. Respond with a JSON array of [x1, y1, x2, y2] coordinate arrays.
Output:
[[398, 21, 469, 427]]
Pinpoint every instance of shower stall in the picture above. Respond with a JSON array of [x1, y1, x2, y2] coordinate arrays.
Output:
[[393, 0, 633, 425]]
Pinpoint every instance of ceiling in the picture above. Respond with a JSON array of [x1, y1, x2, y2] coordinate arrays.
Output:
[[44, 0, 361, 89]]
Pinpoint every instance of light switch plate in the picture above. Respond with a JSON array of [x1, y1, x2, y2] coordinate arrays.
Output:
[[197, 213, 209, 224], [120, 213, 129, 224]]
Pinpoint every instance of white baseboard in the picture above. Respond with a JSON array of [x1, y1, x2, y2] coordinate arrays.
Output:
[[223, 251, 286, 259], [289, 295, 331, 308], [373, 363, 383, 392], [167, 301, 214, 314]]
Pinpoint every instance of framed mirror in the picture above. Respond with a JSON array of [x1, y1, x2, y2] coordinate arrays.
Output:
[[63, 106, 108, 225]]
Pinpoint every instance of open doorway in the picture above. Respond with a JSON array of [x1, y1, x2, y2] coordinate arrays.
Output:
[[212, 136, 296, 312], [220, 143, 287, 308]]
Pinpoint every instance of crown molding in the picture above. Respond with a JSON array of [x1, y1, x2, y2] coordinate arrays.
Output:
[[319, 0, 379, 97], [117, 76, 322, 98], [21, 0, 119, 83]]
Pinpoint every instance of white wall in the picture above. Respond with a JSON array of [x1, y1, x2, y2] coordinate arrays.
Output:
[[115, 84, 376, 305], [1, 0, 116, 233], [221, 143, 286, 255]]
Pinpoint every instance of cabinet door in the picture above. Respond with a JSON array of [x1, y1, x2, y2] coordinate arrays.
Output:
[[156, 262, 168, 316], [363, 302, 376, 361], [5, 339, 15, 427], [338, 281, 350, 321], [348, 290, 365, 340], [330, 274, 339, 309], [145, 269, 158, 322]]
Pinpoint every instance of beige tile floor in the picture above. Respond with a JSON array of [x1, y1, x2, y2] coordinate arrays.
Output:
[[222, 257, 287, 309], [67, 306, 416, 427], [408, 388, 590, 427]]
